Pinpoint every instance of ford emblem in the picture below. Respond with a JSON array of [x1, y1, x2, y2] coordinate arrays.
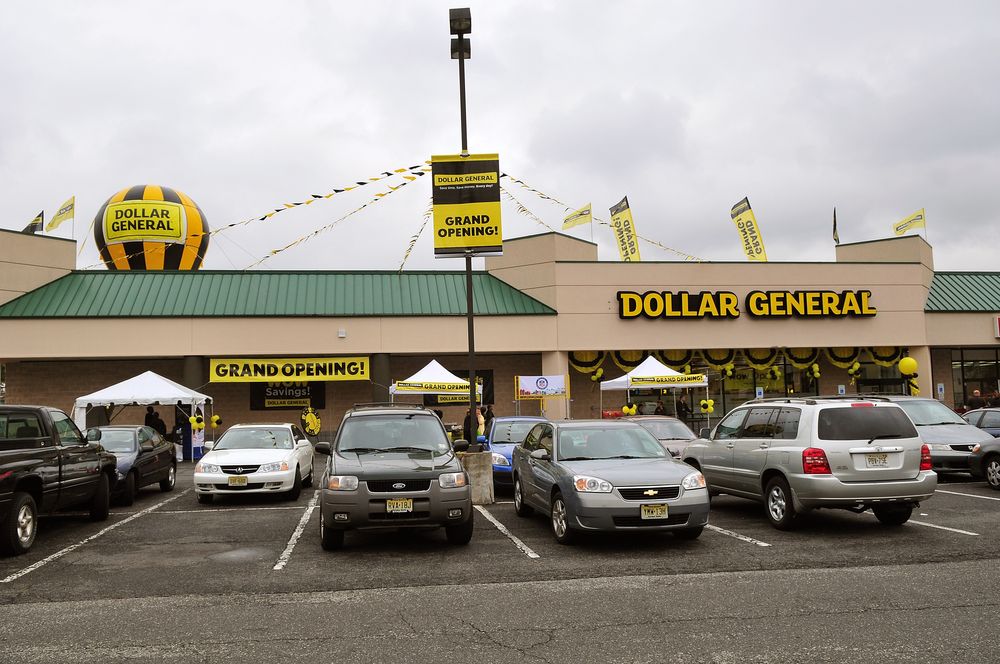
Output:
[[392, 482, 406, 489]]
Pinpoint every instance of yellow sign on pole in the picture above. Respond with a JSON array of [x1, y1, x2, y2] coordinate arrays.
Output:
[[609, 196, 641, 262], [431, 153, 502, 256]]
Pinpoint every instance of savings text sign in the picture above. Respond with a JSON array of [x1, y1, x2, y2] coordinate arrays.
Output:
[[431, 153, 502, 256]]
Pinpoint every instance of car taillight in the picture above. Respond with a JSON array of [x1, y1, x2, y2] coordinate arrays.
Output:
[[802, 447, 832, 474], [920, 444, 933, 471]]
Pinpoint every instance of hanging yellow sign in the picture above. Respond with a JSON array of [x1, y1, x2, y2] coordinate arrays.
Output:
[[210, 357, 370, 383], [730, 197, 767, 262], [609, 196, 641, 262], [431, 153, 502, 256]]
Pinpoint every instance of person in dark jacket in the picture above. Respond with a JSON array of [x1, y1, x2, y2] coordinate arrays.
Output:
[[967, 390, 987, 410], [151, 411, 168, 436], [144, 406, 157, 428], [676, 394, 692, 423]]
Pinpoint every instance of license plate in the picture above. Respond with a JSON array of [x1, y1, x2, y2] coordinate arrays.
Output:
[[640, 504, 669, 520], [865, 453, 889, 468], [386, 498, 413, 513], [227, 476, 248, 487]]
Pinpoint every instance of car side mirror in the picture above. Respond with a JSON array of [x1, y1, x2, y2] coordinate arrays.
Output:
[[530, 448, 551, 461], [86, 428, 102, 442], [203, 441, 214, 451], [140, 441, 154, 453], [315, 441, 331, 455], [452, 439, 470, 453], [699, 427, 711, 439]]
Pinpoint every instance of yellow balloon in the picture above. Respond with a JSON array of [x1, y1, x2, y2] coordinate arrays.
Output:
[[898, 357, 918, 375]]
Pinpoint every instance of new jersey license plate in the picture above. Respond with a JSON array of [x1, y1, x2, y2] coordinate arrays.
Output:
[[865, 453, 889, 468], [227, 476, 248, 487], [640, 504, 669, 520], [386, 498, 413, 513]]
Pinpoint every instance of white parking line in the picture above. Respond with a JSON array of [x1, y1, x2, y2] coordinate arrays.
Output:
[[474, 505, 540, 559], [272, 492, 319, 571], [908, 519, 980, 536], [705, 524, 772, 547], [936, 489, 1000, 502], [1, 490, 190, 584], [112, 506, 308, 515]]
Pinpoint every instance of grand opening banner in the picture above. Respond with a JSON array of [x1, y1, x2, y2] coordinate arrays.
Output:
[[431, 153, 502, 256]]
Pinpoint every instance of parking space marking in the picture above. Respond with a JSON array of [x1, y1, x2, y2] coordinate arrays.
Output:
[[474, 506, 540, 559], [272, 492, 319, 571], [116, 506, 308, 515], [1, 490, 190, 584], [704, 524, 772, 547], [936, 489, 1000, 502], [908, 520, 979, 536]]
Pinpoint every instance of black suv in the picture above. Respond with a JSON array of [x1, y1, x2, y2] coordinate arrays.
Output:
[[315, 404, 473, 550]]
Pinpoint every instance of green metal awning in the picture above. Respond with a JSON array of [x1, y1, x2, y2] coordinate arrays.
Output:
[[0, 271, 556, 318], [926, 273, 1000, 312]]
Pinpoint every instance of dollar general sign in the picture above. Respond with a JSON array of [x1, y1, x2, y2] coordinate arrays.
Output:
[[431, 153, 502, 256]]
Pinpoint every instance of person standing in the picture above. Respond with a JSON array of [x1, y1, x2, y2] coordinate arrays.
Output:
[[676, 394, 692, 423], [144, 406, 156, 428], [967, 389, 987, 410], [483, 404, 495, 430], [151, 411, 168, 436]]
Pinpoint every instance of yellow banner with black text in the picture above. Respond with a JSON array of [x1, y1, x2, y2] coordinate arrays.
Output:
[[431, 153, 503, 256], [210, 357, 370, 383]]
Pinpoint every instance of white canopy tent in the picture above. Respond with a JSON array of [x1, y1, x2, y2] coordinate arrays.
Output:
[[73, 370, 212, 430], [389, 360, 482, 398], [600, 356, 711, 424]]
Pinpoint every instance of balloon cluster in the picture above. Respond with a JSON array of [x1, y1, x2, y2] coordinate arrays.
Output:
[[847, 361, 862, 385], [699, 398, 715, 414], [809, 363, 821, 380], [722, 363, 735, 378], [590, 367, 605, 382], [210, 414, 222, 429], [682, 364, 692, 375], [898, 357, 920, 395], [766, 366, 782, 381], [621, 402, 638, 416], [188, 415, 205, 431]]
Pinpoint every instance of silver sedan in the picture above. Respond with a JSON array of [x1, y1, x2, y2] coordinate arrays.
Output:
[[510, 420, 710, 544]]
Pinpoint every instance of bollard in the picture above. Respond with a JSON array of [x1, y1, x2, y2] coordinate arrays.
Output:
[[459, 451, 495, 505]]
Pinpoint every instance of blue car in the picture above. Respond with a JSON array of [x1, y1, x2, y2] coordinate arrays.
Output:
[[485, 416, 547, 488], [87, 425, 177, 505]]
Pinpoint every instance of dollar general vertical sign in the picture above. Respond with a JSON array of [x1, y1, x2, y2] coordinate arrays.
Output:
[[431, 153, 502, 256]]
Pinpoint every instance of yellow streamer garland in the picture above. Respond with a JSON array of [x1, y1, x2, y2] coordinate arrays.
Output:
[[398, 199, 434, 272], [500, 187, 557, 232], [825, 347, 862, 369], [743, 348, 779, 371], [611, 350, 649, 372]]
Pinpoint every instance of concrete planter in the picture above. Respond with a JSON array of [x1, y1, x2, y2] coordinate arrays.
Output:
[[459, 451, 495, 505]]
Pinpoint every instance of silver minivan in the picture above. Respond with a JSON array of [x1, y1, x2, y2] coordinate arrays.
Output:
[[683, 397, 937, 529]]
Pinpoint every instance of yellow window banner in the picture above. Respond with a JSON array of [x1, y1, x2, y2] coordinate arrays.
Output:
[[431, 153, 503, 256], [730, 197, 768, 262], [609, 196, 641, 262], [892, 208, 926, 236], [210, 357, 370, 383], [562, 203, 592, 230]]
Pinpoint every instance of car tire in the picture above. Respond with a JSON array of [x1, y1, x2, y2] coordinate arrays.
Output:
[[550, 491, 577, 545], [984, 454, 1000, 491], [120, 472, 136, 507], [320, 512, 344, 551], [0, 492, 38, 556], [197, 493, 213, 505], [445, 516, 474, 545], [513, 476, 533, 517], [873, 504, 913, 526], [89, 473, 110, 522], [159, 463, 176, 492], [764, 476, 797, 530], [286, 468, 302, 501], [673, 526, 704, 541]]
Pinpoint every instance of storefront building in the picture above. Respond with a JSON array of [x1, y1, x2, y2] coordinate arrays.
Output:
[[2, 228, 998, 438]]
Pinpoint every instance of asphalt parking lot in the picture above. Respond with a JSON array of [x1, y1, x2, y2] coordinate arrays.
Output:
[[1, 457, 999, 662]]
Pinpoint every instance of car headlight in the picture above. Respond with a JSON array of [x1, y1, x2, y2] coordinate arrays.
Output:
[[327, 475, 358, 491], [929, 444, 952, 451], [972, 443, 981, 453], [195, 462, 220, 473], [682, 471, 707, 490], [491, 452, 510, 467], [259, 461, 290, 472], [573, 475, 613, 493], [439, 472, 468, 488]]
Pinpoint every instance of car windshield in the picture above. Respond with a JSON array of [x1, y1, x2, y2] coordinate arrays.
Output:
[[338, 414, 450, 454], [99, 430, 137, 453], [634, 419, 695, 440], [817, 407, 918, 440], [215, 427, 293, 450], [491, 421, 542, 444], [557, 426, 667, 460], [895, 400, 966, 425]]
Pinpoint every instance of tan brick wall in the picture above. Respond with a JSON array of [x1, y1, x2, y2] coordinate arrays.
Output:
[[930, 348, 955, 407]]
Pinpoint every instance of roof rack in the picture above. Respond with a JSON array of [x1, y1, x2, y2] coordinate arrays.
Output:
[[349, 402, 430, 411], [746, 395, 892, 406]]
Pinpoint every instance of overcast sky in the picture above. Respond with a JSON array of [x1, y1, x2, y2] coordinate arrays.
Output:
[[2, 1, 997, 272]]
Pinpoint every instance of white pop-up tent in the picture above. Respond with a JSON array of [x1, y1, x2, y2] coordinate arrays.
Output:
[[73, 370, 211, 430], [600, 355, 711, 423], [389, 360, 482, 397]]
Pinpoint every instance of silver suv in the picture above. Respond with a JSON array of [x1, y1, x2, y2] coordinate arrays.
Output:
[[683, 397, 937, 529]]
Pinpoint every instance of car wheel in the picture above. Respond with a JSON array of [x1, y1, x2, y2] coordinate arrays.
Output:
[[159, 463, 176, 492], [89, 473, 110, 521], [286, 468, 302, 501], [550, 491, 576, 545], [873, 504, 913, 526], [320, 512, 344, 551], [0, 492, 38, 556], [985, 455, 1000, 491], [513, 476, 533, 517], [119, 472, 136, 507], [764, 476, 797, 530], [197, 493, 213, 505], [673, 526, 704, 541], [445, 516, 474, 545]]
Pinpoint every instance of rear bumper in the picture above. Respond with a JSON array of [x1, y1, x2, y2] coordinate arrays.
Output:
[[321, 483, 472, 531], [790, 471, 937, 509], [569, 488, 711, 532]]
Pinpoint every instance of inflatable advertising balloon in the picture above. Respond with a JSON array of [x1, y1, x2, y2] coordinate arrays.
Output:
[[94, 184, 209, 270]]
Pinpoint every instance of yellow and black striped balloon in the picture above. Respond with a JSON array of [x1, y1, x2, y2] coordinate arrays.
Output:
[[94, 184, 209, 271]]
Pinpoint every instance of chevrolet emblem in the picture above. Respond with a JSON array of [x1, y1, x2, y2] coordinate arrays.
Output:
[[643, 489, 658, 496]]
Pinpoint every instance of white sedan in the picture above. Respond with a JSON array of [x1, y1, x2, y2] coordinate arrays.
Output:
[[193, 423, 314, 504]]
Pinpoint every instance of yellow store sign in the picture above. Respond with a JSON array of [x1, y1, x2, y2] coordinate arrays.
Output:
[[431, 153, 502, 256], [210, 357, 370, 383]]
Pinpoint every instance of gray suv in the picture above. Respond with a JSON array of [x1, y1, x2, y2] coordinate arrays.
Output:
[[683, 397, 936, 529], [315, 404, 473, 550]]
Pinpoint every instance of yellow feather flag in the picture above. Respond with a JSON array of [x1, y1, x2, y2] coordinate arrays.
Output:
[[892, 208, 926, 236], [45, 196, 75, 231], [730, 197, 768, 262], [562, 203, 592, 230], [609, 197, 641, 262]]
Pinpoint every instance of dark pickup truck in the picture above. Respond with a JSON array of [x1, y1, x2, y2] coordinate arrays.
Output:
[[0, 405, 118, 555]]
